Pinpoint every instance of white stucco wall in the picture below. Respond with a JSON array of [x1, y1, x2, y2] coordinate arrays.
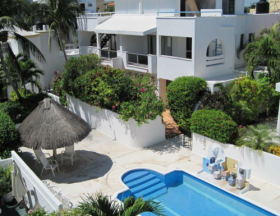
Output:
[[192, 133, 280, 188], [48, 93, 166, 148], [0, 152, 62, 212]]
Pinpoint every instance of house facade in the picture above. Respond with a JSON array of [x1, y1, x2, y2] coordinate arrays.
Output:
[[77, 0, 280, 101]]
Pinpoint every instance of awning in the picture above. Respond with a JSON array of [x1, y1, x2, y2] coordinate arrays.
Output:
[[95, 15, 157, 36]]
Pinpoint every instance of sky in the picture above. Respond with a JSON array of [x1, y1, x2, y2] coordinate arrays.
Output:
[[245, 0, 259, 6]]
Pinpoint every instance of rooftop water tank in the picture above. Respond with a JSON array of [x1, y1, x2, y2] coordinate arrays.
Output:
[[256, 0, 269, 14]]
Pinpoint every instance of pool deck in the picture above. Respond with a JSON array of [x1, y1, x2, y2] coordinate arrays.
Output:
[[20, 130, 280, 214]]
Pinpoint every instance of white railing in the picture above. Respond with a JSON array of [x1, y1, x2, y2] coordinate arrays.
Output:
[[101, 50, 117, 60], [79, 46, 99, 55], [80, 12, 115, 18], [206, 55, 224, 66], [127, 52, 148, 68], [65, 49, 79, 55]]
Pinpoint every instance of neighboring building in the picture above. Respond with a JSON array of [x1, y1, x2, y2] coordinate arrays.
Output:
[[77, 0, 280, 102]]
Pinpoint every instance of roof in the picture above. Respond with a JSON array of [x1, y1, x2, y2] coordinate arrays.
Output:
[[95, 15, 157, 36]]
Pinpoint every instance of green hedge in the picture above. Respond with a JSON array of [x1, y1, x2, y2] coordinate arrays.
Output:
[[0, 111, 20, 159], [190, 110, 238, 143], [166, 76, 208, 131]]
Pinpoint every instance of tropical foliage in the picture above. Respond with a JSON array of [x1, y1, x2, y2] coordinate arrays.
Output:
[[37, 0, 84, 61], [0, 166, 12, 195], [166, 76, 208, 131], [1, 53, 44, 94], [236, 124, 280, 152], [0, 111, 20, 159], [190, 110, 238, 143], [0, 0, 45, 100], [269, 145, 280, 156], [53, 54, 164, 125], [77, 193, 164, 216]]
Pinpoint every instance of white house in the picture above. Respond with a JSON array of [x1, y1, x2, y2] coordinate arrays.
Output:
[[77, 0, 280, 101]]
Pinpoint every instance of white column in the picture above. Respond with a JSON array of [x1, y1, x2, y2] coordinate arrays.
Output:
[[276, 83, 280, 134], [96, 32, 101, 57], [139, 0, 143, 14], [215, 0, 223, 10], [119, 35, 123, 53]]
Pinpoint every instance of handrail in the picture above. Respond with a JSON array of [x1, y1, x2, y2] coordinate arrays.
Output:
[[127, 52, 148, 66], [157, 10, 221, 17], [101, 49, 117, 59], [80, 12, 115, 18]]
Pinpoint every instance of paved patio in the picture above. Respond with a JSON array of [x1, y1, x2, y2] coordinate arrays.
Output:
[[20, 130, 280, 214]]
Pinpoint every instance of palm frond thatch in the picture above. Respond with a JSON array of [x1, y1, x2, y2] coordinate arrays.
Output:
[[18, 98, 91, 150]]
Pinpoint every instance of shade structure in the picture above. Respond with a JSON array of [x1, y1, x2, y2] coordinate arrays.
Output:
[[18, 98, 91, 151]]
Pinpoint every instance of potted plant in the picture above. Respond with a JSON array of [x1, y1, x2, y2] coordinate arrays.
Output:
[[0, 166, 13, 202]]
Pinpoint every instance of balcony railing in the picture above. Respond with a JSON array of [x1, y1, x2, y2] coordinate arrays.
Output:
[[206, 55, 224, 66], [101, 50, 117, 60], [127, 53, 148, 68], [81, 12, 115, 18]]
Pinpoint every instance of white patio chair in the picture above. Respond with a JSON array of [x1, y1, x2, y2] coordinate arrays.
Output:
[[61, 145, 77, 166], [39, 155, 60, 177], [34, 149, 51, 167]]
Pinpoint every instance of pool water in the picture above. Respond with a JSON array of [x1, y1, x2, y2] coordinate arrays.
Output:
[[117, 169, 276, 216]]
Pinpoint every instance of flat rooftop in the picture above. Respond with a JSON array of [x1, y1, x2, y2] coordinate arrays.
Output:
[[20, 130, 280, 214]]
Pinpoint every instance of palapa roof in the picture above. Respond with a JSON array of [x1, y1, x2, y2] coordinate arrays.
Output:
[[18, 98, 91, 150]]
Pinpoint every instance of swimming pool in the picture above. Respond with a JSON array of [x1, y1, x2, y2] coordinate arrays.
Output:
[[117, 169, 276, 216]]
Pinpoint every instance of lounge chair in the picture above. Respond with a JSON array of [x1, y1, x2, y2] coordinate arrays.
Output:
[[33, 149, 51, 167], [61, 145, 77, 166], [39, 155, 60, 177]]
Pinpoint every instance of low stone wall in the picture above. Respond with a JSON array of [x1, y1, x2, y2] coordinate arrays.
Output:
[[47, 93, 166, 148], [192, 133, 280, 188]]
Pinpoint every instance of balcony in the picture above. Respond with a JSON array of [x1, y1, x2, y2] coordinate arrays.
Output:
[[206, 55, 224, 66], [127, 52, 148, 68], [77, 12, 114, 31], [100, 50, 118, 60]]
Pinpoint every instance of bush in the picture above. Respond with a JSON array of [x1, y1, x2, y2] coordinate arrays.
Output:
[[166, 76, 208, 131], [269, 145, 280, 156], [10, 89, 35, 101], [0, 166, 12, 195], [230, 76, 277, 124], [0, 92, 48, 124], [190, 110, 238, 143], [62, 54, 101, 95], [0, 111, 20, 154], [52, 71, 68, 106]]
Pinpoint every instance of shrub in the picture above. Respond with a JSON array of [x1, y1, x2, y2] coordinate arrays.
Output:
[[0, 92, 48, 124], [0, 166, 12, 195], [200, 85, 232, 114], [269, 145, 280, 156], [167, 76, 208, 131], [0, 111, 20, 155], [230, 76, 277, 124], [62, 54, 101, 95], [10, 89, 35, 101], [52, 71, 68, 106], [190, 110, 238, 143]]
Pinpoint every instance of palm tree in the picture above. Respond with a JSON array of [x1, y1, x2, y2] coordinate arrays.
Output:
[[243, 25, 280, 79], [38, 0, 84, 62], [78, 193, 165, 216], [16, 53, 44, 94], [236, 124, 280, 152], [0, 0, 45, 100]]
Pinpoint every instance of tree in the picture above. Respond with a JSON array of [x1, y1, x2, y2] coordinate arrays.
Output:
[[236, 124, 280, 152], [39, 0, 84, 62], [78, 193, 165, 216], [243, 24, 280, 79], [3, 53, 44, 94], [0, 0, 45, 100]]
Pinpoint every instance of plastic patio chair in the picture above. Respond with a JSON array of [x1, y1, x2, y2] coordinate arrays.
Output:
[[33, 149, 51, 167], [61, 145, 77, 166], [39, 155, 60, 177]]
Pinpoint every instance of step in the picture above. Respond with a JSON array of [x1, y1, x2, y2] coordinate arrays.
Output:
[[131, 179, 161, 194], [123, 171, 150, 184], [144, 187, 167, 200], [135, 183, 166, 198], [127, 174, 156, 188]]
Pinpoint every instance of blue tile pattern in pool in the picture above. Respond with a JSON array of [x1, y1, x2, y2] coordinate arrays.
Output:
[[117, 169, 276, 216]]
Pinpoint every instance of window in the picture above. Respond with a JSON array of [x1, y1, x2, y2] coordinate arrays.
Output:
[[80, 3, 85, 10], [88, 3, 92, 7], [148, 35, 157, 55], [186, 37, 192, 59], [223, 0, 235, 15], [161, 36, 172, 56], [240, 34, 244, 50], [249, 33, 255, 42]]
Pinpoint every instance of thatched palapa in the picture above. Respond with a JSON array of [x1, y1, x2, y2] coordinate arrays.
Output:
[[18, 98, 91, 150]]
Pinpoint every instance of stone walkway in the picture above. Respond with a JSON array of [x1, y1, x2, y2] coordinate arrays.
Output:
[[20, 130, 280, 214]]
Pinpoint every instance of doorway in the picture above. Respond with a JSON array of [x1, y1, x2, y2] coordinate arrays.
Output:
[[180, 0, 186, 17]]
